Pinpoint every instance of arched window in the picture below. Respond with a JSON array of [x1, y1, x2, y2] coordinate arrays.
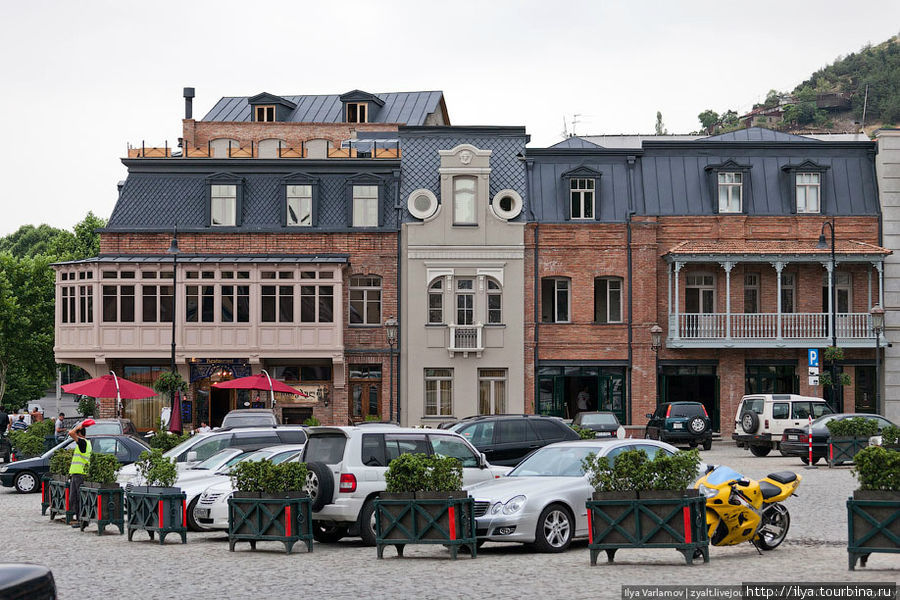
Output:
[[209, 138, 240, 158], [258, 138, 287, 159], [487, 279, 502, 324], [594, 277, 622, 323], [428, 279, 443, 324], [541, 277, 570, 323], [349, 275, 382, 325]]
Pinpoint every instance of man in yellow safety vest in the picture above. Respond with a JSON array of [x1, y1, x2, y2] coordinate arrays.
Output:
[[68, 419, 93, 526]]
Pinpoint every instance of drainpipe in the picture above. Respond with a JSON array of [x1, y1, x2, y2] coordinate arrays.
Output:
[[523, 157, 539, 414], [625, 155, 638, 427], [393, 168, 403, 425]]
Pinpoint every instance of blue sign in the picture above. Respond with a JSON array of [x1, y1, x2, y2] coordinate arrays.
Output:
[[808, 349, 819, 367]]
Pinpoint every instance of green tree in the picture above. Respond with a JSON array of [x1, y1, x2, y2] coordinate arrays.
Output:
[[698, 110, 719, 132], [655, 111, 667, 135], [764, 89, 781, 108], [0, 224, 69, 259]]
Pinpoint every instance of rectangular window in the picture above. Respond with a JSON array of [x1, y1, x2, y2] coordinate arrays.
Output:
[[570, 178, 595, 219], [278, 285, 293, 322], [780, 273, 795, 314], [120, 286, 135, 322], [541, 278, 570, 323], [201, 285, 214, 323], [254, 105, 275, 122], [286, 185, 313, 226], [261, 286, 292, 323], [428, 279, 443, 324], [478, 369, 507, 415], [717, 172, 742, 213], [453, 176, 476, 225], [744, 274, 759, 313], [456, 279, 474, 325], [318, 285, 333, 323], [142, 285, 158, 323], [425, 368, 453, 416], [210, 184, 237, 226], [78, 286, 93, 323], [796, 172, 820, 213], [142, 285, 174, 323], [487, 279, 502, 324], [62, 287, 76, 323], [685, 274, 715, 314], [594, 277, 622, 323], [159, 286, 173, 323], [301, 286, 316, 323], [347, 103, 367, 123], [186, 286, 199, 322], [352, 185, 379, 227], [349, 276, 381, 325], [221, 285, 249, 323]]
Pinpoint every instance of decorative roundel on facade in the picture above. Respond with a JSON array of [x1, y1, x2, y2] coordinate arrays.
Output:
[[407, 189, 439, 220], [491, 189, 523, 220]]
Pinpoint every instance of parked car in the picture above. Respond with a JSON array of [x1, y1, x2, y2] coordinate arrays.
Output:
[[644, 402, 712, 450], [733, 394, 832, 456], [220, 408, 278, 429], [0, 435, 149, 493], [85, 418, 137, 436], [571, 412, 624, 438], [193, 446, 308, 530], [299, 425, 509, 545], [116, 425, 307, 485], [779, 413, 896, 465], [0, 564, 56, 600], [447, 414, 582, 466], [466, 439, 683, 552]]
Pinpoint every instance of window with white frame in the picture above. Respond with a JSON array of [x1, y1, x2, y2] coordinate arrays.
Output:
[[717, 172, 742, 213], [352, 185, 379, 227], [570, 178, 595, 219], [286, 185, 313, 226], [211, 184, 237, 226], [428, 279, 443, 324], [261, 285, 293, 323], [478, 369, 507, 414], [301, 284, 333, 323], [685, 273, 715, 314], [594, 277, 622, 323], [487, 279, 502, 324], [456, 279, 474, 325], [102, 285, 135, 323], [796, 172, 821, 213], [61, 286, 76, 323], [780, 273, 795, 314], [78, 285, 93, 323], [425, 368, 453, 416], [141, 285, 174, 323], [823, 271, 852, 313], [453, 176, 477, 225], [349, 275, 381, 325], [744, 273, 759, 314], [541, 277, 570, 323], [221, 285, 250, 323]]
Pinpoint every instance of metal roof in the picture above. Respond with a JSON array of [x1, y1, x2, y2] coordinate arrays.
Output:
[[702, 127, 816, 142], [576, 134, 703, 148], [54, 254, 350, 266], [202, 91, 445, 125]]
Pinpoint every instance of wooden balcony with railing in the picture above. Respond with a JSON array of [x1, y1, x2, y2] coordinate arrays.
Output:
[[126, 139, 400, 159], [668, 312, 882, 348]]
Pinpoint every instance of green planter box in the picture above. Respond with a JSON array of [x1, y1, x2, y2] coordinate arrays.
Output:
[[847, 491, 900, 570], [78, 484, 125, 535], [587, 492, 709, 565], [40, 474, 51, 516], [375, 493, 476, 560], [126, 487, 187, 545], [227, 493, 313, 554], [48, 477, 75, 523], [828, 437, 870, 467]]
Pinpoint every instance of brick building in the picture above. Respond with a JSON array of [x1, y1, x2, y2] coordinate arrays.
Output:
[[54, 88, 448, 430], [526, 128, 888, 435]]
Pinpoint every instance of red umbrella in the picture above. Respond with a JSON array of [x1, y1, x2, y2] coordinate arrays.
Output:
[[169, 390, 183, 434], [62, 374, 157, 399], [212, 371, 309, 408]]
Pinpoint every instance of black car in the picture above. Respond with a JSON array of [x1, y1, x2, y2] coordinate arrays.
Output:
[[644, 402, 713, 450], [0, 564, 56, 600], [0, 435, 149, 493], [220, 409, 278, 429], [448, 414, 580, 466], [572, 411, 623, 438], [780, 413, 895, 465]]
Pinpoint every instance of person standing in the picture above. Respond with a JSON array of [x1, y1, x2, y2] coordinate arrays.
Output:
[[55, 413, 66, 442], [11, 416, 27, 431], [30, 407, 43, 422], [68, 420, 93, 527], [576, 386, 591, 413]]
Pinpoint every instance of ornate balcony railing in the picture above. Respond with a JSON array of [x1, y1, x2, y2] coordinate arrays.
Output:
[[448, 323, 483, 357]]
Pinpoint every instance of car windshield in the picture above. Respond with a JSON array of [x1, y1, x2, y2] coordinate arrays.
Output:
[[579, 414, 618, 426], [191, 449, 243, 471], [86, 423, 120, 435], [669, 404, 702, 418], [706, 465, 743, 486], [41, 439, 72, 459], [813, 404, 833, 418], [507, 446, 597, 478], [219, 450, 276, 474]]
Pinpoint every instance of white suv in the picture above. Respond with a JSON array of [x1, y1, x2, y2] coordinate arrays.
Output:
[[301, 425, 508, 545], [733, 394, 832, 456]]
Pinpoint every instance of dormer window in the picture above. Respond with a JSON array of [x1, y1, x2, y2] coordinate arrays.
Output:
[[347, 103, 367, 123], [717, 172, 743, 213], [254, 105, 275, 122], [796, 172, 821, 213], [211, 185, 237, 226], [570, 179, 595, 219], [453, 176, 477, 225], [286, 185, 313, 226]]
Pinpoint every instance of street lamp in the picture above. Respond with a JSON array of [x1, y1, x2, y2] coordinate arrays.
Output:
[[870, 305, 885, 416], [817, 220, 840, 411], [384, 316, 398, 423], [650, 324, 663, 408], [167, 226, 180, 410]]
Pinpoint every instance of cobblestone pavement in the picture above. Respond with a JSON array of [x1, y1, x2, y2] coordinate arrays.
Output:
[[0, 443, 896, 600]]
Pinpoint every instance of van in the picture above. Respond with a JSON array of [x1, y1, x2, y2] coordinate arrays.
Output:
[[733, 394, 832, 456]]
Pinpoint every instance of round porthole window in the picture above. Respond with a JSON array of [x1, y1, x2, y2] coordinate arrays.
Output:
[[407, 189, 439, 220], [491, 189, 523, 220]]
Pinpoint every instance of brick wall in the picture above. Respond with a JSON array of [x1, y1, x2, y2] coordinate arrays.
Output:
[[183, 120, 400, 150]]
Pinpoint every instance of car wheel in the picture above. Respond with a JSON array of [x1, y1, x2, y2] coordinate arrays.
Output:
[[186, 497, 203, 532], [14, 471, 38, 494], [533, 503, 574, 553], [304, 462, 334, 512], [702, 439, 712, 451], [312, 521, 348, 543], [688, 417, 708, 435], [359, 498, 377, 547], [740, 411, 760, 435], [749, 445, 771, 457]]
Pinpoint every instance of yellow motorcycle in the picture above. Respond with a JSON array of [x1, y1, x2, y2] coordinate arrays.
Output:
[[695, 465, 800, 550]]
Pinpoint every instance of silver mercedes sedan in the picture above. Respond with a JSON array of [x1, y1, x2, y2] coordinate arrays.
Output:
[[464, 438, 681, 553]]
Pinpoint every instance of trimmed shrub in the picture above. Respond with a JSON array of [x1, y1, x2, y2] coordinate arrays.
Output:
[[49, 448, 74, 476], [827, 417, 879, 438], [135, 448, 177, 488], [86, 452, 122, 486], [852, 446, 900, 491]]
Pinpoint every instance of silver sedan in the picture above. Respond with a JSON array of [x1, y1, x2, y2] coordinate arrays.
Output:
[[465, 438, 680, 553]]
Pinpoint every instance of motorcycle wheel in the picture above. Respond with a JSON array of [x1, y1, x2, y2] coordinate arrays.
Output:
[[757, 504, 790, 550]]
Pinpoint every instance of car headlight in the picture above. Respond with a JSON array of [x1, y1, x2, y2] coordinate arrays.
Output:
[[0, 466, 7, 473], [502, 495, 526, 515], [490, 502, 504, 515], [698, 484, 717, 498]]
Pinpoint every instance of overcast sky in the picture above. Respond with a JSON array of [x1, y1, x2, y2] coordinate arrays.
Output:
[[1, 0, 898, 236]]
